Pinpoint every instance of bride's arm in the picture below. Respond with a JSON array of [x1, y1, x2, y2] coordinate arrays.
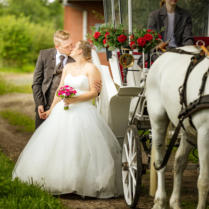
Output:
[[64, 64, 101, 105]]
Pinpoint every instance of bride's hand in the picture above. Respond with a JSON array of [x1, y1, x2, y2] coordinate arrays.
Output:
[[42, 109, 51, 119], [64, 97, 77, 105]]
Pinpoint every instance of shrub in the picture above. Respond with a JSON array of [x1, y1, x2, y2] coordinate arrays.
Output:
[[0, 15, 54, 66]]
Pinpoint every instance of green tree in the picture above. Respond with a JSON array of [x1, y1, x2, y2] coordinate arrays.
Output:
[[0, 15, 54, 66], [0, 0, 63, 28]]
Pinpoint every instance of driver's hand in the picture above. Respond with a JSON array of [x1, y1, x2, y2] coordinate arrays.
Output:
[[156, 41, 168, 52]]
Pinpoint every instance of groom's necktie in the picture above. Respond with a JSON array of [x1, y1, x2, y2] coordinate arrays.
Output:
[[54, 55, 66, 75]]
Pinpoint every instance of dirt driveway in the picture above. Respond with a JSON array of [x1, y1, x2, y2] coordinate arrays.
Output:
[[0, 73, 207, 209]]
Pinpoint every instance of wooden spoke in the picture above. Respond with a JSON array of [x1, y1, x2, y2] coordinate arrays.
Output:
[[128, 172, 133, 202], [132, 164, 137, 170], [124, 143, 130, 163], [130, 152, 136, 165], [129, 130, 133, 154], [123, 170, 129, 184], [129, 167, 136, 186], [122, 125, 143, 208]]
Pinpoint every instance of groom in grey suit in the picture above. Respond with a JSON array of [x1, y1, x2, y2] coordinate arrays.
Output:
[[32, 30, 75, 129]]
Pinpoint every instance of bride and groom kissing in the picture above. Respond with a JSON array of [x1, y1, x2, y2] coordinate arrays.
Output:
[[12, 30, 123, 198]]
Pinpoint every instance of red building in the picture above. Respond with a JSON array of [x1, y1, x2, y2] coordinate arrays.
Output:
[[61, 0, 107, 64]]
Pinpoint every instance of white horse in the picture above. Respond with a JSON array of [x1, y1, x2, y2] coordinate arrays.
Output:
[[146, 46, 209, 209]]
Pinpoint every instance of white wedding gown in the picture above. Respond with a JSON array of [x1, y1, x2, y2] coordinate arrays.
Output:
[[12, 74, 123, 198]]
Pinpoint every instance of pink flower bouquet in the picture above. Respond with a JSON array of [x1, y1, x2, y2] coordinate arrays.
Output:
[[56, 85, 77, 110]]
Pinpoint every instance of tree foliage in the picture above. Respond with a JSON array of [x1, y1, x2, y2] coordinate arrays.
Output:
[[0, 0, 63, 66], [0, 15, 54, 66], [0, 0, 63, 28]]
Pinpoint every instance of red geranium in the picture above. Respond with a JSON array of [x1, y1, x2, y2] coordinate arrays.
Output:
[[130, 41, 136, 49], [158, 34, 162, 40], [94, 32, 101, 39], [147, 29, 153, 33], [130, 34, 134, 41], [137, 37, 146, 47], [128, 28, 162, 52], [105, 32, 110, 39], [144, 33, 153, 41], [117, 34, 127, 43], [89, 24, 128, 50]]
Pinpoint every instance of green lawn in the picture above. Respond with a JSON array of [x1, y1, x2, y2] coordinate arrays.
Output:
[[0, 150, 65, 209], [0, 65, 34, 74], [0, 110, 35, 133], [0, 77, 32, 95], [182, 201, 209, 209]]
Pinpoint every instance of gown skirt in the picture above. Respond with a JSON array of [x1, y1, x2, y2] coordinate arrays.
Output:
[[12, 99, 123, 198]]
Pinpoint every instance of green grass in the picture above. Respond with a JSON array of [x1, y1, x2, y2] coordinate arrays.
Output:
[[182, 200, 209, 209], [0, 110, 35, 133], [0, 65, 34, 73], [0, 77, 32, 95], [188, 148, 198, 163], [0, 150, 65, 209]]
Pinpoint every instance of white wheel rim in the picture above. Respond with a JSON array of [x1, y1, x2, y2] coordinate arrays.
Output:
[[122, 128, 138, 205]]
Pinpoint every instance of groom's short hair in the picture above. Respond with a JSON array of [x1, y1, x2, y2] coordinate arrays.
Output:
[[54, 30, 71, 46]]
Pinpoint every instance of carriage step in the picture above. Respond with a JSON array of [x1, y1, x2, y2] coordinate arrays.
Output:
[[118, 86, 141, 96]]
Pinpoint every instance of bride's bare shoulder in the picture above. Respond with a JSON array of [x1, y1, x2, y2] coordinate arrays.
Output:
[[86, 62, 99, 72], [85, 63, 100, 79]]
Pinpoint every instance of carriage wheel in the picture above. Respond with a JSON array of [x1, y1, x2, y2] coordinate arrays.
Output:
[[122, 125, 142, 208]]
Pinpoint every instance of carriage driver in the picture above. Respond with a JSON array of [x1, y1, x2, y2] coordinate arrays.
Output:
[[148, 0, 194, 49]]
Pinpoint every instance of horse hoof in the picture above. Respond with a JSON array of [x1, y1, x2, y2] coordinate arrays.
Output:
[[170, 199, 182, 209], [170, 205, 182, 209], [152, 203, 167, 209]]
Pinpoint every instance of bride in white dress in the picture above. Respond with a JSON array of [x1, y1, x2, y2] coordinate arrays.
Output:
[[12, 40, 123, 198]]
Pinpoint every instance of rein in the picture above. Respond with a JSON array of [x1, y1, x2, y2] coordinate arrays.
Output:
[[154, 49, 209, 171]]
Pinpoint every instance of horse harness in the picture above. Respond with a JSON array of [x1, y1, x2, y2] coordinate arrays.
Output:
[[154, 47, 209, 170]]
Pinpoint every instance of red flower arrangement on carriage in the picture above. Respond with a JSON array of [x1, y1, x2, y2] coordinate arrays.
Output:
[[56, 85, 77, 110], [129, 29, 162, 53], [88, 24, 128, 50]]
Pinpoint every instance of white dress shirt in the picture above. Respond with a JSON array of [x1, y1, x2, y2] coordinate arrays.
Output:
[[56, 50, 68, 66], [166, 12, 177, 47]]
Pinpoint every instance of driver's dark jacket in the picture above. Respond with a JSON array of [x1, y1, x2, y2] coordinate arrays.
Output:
[[147, 5, 194, 46]]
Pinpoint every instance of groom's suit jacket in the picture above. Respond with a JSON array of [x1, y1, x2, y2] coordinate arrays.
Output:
[[32, 48, 75, 110]]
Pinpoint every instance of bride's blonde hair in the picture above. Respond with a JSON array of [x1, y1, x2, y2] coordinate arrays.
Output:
[[78, 40, 92, 62]]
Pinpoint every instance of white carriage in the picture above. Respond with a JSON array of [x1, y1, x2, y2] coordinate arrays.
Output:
[[92, 0, 209, 208]]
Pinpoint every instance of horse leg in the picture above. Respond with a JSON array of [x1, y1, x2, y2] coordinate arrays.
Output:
[[170, 132, 194, 209], [197, 128, 209, 209], [150, 111, 169, 209]]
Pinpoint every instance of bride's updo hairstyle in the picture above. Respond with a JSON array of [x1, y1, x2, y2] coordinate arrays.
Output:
[[78, 40, 92, 62]]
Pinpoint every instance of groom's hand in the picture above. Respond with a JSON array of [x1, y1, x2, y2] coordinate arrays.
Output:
[[38, 105, 45, 119]]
